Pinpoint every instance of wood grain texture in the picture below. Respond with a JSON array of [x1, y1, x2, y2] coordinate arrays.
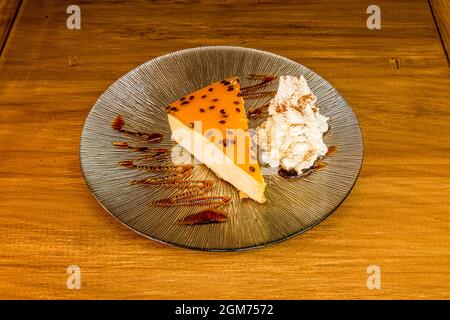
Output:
[[0, 0, 449, 299], [0, 0, 21, 54], [430, 0, 450, 62]]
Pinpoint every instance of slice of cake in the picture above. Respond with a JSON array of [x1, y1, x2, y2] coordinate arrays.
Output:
[[166, 77, 266, 203]]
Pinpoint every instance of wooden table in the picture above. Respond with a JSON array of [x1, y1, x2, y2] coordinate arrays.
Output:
[[1, 0, 449, 299]]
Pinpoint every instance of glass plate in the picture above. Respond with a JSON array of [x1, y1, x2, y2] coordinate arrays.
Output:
[[80, 46, 363, 251]]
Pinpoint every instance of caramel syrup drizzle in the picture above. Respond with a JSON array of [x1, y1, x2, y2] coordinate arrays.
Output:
[[153, 196, 231, 208], [312, 159, 327, 170], [239, 90, 277, 99], [278, 146, 338, 179], [119, 156, 229, 208], [117, 161, 192, 172], [240, 75, 277, 93], [133, 178, 210, 188], [163, 182, 213, 202], [178, 209, 227, 225], [247, 103, 269, 119], [326, 145, 337, 156], [238, 74, 277, 99], [246, 74, 274, 81], [112, 115, 231, 213], [112, 115, 163, 143], [113, 141, 168, 158], [148, 177, 229, 209]]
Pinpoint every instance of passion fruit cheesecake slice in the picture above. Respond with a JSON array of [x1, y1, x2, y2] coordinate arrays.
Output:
[[166, 77, 266, 203]]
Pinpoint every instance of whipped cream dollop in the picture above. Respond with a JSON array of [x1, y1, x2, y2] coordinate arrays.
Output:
[[256, 75, 329, 173]]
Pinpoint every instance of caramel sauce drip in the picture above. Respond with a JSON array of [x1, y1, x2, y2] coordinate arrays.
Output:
[[247, 74, 274, 81], [240, 75, 277, 93], [238, 74, 277, 100], [326, 145, 337, 156], [247, 103, 269, 119], [278, 148, 336, 179], [161, 181, 213, 202], [118, 161, 193, 173], [178, 209, 228, 225], [312, 159, 327, 170], [113, 141, 168, 157], [278, 168, 300, 178], [133, 179, 211, 188], [119, 156, 230, 208], [112, 115, 163, 143], [148, 178, 230, 209], [238, 90, 277, 99], [153, 196, 231, 208]]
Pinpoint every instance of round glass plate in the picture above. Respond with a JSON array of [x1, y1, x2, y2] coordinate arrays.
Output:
[[80, 46, 363, 251]]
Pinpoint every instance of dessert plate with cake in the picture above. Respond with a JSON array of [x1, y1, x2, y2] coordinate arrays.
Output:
[[80, 46, 363, 251]]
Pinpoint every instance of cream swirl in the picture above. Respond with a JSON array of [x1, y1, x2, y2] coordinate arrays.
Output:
[[257, 75, 329, 173]]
